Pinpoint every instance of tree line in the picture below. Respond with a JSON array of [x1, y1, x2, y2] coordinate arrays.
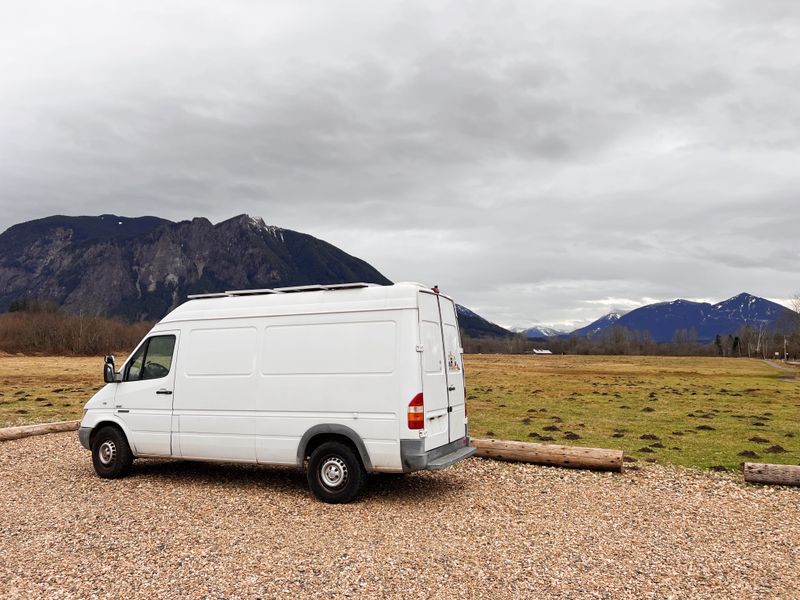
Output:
[[463, 325, 800, 358], [0, 301, 152, 355]]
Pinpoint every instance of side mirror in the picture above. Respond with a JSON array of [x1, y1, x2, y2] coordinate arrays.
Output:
[[103, 355, 117, 384]]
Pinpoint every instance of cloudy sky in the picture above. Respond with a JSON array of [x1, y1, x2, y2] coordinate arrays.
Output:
[[1, 1, 799, 330]]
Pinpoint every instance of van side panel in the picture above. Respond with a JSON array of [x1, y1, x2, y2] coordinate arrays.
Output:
[[255, 310, 412, 470], [173, 324, 258, 461]]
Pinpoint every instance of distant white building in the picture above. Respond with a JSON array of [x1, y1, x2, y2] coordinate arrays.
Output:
[[529, 348, 553, 355]]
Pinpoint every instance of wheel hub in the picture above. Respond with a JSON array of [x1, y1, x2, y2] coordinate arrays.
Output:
[[320, 457, 348, 488], [98, 440, 117, 466]]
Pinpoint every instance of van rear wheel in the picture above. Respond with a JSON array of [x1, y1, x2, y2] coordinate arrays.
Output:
[[307, 441, 365, 503], [91, 426, 133, 479]]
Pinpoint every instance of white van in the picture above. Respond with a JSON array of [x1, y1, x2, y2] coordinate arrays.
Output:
[[79, 282, 475, 502]]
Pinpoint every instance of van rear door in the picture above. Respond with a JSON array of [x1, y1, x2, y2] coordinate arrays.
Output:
[[418, 291, 450, 451], [438, 296, 466, 442]]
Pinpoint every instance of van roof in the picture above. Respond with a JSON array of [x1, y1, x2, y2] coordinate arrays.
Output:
[[160, 282, 449, 324]]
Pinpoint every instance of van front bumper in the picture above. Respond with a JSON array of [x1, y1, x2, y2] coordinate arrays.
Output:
[[400, 436, 476, 473], [78, 427, 92, 450]]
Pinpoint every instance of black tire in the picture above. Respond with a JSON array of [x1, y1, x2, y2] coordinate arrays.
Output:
[[91, 426, 133, 479], [307, 441, 366, 504]]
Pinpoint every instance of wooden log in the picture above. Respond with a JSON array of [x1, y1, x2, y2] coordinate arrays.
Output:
[[743, 462, 800, 486], [470, 438, 623, 472], [0, 420, 81, 442]]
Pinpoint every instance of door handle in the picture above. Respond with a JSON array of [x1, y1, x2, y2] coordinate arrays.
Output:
[[156, 389, 173, 395], [448, 385, 456, 391]]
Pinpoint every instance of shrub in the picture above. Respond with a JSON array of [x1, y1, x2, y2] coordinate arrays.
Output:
[[0, 311, 152, 355]]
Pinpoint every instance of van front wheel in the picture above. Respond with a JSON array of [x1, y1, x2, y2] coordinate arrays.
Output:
[[307, 441, 365, 503], [91, 426, 133, 479]]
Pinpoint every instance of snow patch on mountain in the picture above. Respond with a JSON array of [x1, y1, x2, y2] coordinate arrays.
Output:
[[523, 326, 567, 338], [456, 304, 480, 319]]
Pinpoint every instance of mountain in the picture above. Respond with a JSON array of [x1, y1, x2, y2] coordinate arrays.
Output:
[[570, 312, 624, 337], [0, 214, 170, 249], [0, 214, 390, 321], [712, 293, 789, 323], [522, 325, 566, 339], [456, 304, 513, 338], [0, 213, 508, 339], [570, 294, 793, 343]]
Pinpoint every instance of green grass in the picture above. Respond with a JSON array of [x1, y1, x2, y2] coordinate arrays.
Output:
[[465, 355, 800, 471]]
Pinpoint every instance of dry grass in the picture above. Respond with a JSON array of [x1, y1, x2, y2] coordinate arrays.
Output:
[[465, 354, 800, 470], [0, 355, 109, 427]]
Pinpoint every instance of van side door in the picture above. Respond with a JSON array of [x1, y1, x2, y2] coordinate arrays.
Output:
[[173, 325, 258, 462], [113, 332, 179, 456]]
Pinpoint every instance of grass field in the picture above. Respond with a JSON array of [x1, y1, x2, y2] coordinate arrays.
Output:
[[465, 354, 800, 470], [0, 356, 106, 427], [1, 353, 798, 471]]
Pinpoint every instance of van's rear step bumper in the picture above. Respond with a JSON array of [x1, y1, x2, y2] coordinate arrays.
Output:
[[400, 436, 476, 472]]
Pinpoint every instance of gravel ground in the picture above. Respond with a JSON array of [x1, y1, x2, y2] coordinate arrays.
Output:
[[1, 433, 799, 599]]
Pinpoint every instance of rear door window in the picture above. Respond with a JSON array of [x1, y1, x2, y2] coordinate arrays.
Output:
[[421, 321, 444, 373]]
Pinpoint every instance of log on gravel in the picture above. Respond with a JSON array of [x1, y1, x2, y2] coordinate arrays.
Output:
[[471, 438, 623, 472], [743, 462, 800, 486], [0, 420, 80, 442]]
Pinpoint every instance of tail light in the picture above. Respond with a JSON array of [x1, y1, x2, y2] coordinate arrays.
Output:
[[408, 393, 424, 429]]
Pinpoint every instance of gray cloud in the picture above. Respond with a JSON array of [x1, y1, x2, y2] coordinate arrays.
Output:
[[0, 0, 798, 329]]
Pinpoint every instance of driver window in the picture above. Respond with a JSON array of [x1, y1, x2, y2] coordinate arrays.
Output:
[[125, 344, 147, 381], [124, 335, 176, 381], [143, 336, 175, 380]]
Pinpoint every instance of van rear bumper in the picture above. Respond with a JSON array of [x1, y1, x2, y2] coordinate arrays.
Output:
[[400, 436, 476, 473]]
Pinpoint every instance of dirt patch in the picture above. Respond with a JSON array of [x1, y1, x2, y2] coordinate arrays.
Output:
[[765, 445, 787, 454], [738, 450, 760, 459]]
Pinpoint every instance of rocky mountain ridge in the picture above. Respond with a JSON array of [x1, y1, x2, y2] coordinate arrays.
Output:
[[0, 214, 391, 321], [0, 213, 511, 339]]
